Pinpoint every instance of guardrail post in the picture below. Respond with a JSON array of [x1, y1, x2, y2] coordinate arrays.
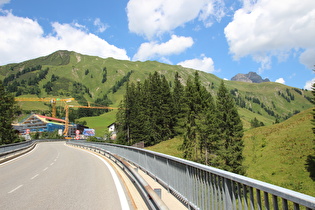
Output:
[[224, 177, 233, 210]]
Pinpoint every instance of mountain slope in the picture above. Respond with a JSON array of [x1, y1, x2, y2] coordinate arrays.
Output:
[[0, 50, 312, 129], [243, 107, 315, 196]]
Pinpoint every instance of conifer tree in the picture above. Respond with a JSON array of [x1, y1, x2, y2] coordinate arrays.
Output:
[[172, 72, 187, 135], [0, 80, 20, 144], [181, 76, 197, 160], [160, 74, 176, 139], [138, 80, 153, 144], [216, 80, 245, 175], [198, 87, 220, 166], [182, 71, 211, 162], [116, 82, 132, 145], [147, 72, 163, 145]]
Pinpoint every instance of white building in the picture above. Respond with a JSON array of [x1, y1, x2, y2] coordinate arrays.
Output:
[[107, 123, 117, 140]]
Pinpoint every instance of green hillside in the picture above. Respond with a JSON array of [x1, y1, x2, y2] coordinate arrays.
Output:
[[147, 108, 315, 197], [243, 107, 315, 196], [0, 50, 313, 133]]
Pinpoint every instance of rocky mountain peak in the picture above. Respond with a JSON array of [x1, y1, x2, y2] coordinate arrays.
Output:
[[231, 72, 270, 83]]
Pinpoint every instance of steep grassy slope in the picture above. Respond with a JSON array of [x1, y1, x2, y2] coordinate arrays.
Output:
[[0, 50, 312, 130], [243, 108, 315, 196], [147, 108, 315, 196]]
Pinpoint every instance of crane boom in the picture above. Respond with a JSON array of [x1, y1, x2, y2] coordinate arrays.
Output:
[[15, 97, 74, 118]]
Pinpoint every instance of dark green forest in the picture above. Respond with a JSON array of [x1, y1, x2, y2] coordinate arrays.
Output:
[[116, 71, 245, 174]]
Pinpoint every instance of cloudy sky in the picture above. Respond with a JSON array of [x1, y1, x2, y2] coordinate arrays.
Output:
[[0, 0, 314, 89]]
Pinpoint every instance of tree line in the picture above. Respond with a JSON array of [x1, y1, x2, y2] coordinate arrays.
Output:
[[116, 71, 245, 174]]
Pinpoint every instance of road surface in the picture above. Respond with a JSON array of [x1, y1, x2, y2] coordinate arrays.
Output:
[[0, 142, 131, 210]]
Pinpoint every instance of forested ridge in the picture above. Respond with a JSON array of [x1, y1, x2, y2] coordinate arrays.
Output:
[[116, 71, 245, 174], [0, 51, 313, 130]]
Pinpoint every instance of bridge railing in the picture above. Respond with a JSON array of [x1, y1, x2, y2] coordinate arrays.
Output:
[[68, 140, 315, 210], [0, 139, 64, 160], [0, 140, 35, 157]]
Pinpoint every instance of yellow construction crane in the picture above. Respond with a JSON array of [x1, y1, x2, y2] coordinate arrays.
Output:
[[15, 97, 74, 118], [63, 104, 119, 136]]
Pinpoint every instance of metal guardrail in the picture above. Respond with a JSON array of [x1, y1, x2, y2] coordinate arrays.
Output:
[[68, 140, 315, 210], [0, 140, 35, 158], [0, 139, 64, 160]]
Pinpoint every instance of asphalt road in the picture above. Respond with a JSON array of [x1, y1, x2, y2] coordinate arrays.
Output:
[[0, 142, 131, 210]]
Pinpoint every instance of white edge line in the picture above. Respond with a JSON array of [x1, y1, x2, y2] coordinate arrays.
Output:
[[75, 148, 130, 210], [8, 184, 23, 193], [0, 144, 39, 166]]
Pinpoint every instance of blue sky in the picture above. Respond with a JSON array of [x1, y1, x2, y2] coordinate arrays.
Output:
[[0, 0, 314, 89]]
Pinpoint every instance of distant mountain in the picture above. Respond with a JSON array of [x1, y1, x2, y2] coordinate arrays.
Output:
[[231, 72, 270, 83], [0, 50, 312, 129]]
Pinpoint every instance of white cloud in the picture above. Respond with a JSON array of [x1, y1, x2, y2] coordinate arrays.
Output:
[[177, 55, 215, 73], [126, 0, 225, 39], [0, 11, 129, 65], [304, 78, 315, 90], [275, 78, 285, 84], [300, 49, 315, 69], [224, 0, 315, 70], [0, 0, 10, 7], [93, 18, 108, 33], [133, 35, 193, 61]]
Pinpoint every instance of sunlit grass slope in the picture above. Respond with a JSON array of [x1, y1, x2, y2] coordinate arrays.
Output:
[[78, 110, 118, 136], [243, 108, 315, 196]]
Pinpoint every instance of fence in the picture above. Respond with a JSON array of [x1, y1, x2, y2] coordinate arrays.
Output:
[[68, 140, 315, 210], [0, 139, 64, 162]]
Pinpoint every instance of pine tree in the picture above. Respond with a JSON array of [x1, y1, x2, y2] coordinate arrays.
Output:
[[181, 76, 198, 160], [116, 82, 135, 145], [0, 80, 20, 144], [130, 81, 152, 145], [216, 80, 245, 175], [199, 86, 220, 166], [172, 72, 187, 135], [181, 71, 211, 162], [160, 74, 176, 139]]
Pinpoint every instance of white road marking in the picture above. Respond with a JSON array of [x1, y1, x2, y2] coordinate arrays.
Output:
[[31, 174, 39, 180], [43, 167, 48, 171], [50, 162, 54, 166], [8, 185, 23, 194], [73, 147, 130, 210]]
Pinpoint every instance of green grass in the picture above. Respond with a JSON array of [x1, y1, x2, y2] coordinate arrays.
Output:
[[77, 109, 118, 136], [146, 136, 184, 158], [243, 108, 315, 196], [146, 108, 315, 197]]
